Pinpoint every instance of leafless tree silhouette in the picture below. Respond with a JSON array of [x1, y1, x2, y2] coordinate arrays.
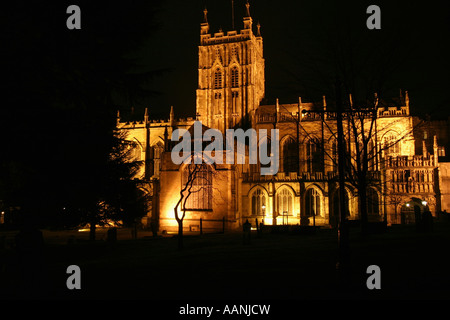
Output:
[[173, 156, 228, 249]]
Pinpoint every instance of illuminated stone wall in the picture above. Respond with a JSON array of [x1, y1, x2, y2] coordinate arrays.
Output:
[[437, 162, 450, 213], [118, 87, 449, 230], [196, 6, 265, 133], [158, 152, 239, 233], [116, 6, 450, 230]]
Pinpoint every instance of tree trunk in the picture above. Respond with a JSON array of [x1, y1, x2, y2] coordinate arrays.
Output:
[[89, 223, 96, 241], [177, 219, 183, 250], [359, 179, 369, 235]]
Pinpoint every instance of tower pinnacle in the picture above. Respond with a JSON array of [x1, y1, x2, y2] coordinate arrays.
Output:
[[203, 7, 208, 23], [243, 1, 253, 30], [170, 105, 174, 126], [201, 7, 210, 35], [196, 0, 264, 133], [245, 0, 251, 17]]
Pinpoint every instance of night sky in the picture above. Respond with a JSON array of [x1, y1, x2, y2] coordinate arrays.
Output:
[[3, 0, 450, 121], [2, 1, 450, 303], [136, 0, 450, 120]]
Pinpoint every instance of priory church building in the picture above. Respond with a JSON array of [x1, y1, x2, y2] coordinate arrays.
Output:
[[117, 2, 450, 233]]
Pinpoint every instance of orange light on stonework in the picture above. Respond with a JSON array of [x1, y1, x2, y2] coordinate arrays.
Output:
[[161, 190, 184, 227]]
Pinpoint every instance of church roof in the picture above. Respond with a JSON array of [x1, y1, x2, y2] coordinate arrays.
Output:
[[185, 122, 212, 136], [179, 122, 225, 143]]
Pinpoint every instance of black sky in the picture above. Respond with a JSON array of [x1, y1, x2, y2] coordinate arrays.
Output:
[[134, 0, 450, 120], [4, 1, 450, 121]]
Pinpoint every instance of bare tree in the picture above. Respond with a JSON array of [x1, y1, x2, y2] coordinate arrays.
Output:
[[174, 162, 204, 250], [173, 159, 226, 250], [270, 1, 434, 235], [275, 90, 429, 235], [340, 95, 381, 233], [386, 194, 403, 224]]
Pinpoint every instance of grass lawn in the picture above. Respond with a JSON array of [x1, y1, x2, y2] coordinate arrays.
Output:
[[1, 222, 450, 301]]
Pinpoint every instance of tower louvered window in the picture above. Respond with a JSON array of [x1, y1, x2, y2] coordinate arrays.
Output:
[[214, 68, 222, 89], [231, 67, 239, 88]]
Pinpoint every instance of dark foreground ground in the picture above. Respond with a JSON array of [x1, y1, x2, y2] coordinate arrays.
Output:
[[1, 222, 450, 302]]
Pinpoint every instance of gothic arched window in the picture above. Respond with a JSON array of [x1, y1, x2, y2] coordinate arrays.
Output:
[[214, 68, 223, 89], [282, 136, 298, 173], [231, 45, 238, 59], [231, 66, 239, 88], [368, 139, 376, 170], [130, 141, 141, 161], [152, 141, 164, 177], [332, 188, 350, 225], [277, 188, 293, 216], [331, 140, 338, 172], [305, 137, 323, 173], [251, 188, 266, 216], [383, 133, 400, 155], [305, 188, 321, 217], [183, 164, 213, 210]]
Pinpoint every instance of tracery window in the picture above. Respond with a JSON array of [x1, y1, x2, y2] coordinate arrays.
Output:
[[305, 188, 321, 217], [231, 66, 239, 88], [277, 188, 293, 216], [183, 164, 213, 210], [282, 136, 298, 173], [214, 68, 223, 89], [383, 134, 400, 155], [305, 138, 323, 173], [251, 188, 266, 216]]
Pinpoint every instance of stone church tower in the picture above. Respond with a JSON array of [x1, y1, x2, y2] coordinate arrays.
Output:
[[196, 1, 265, 133], [117, 1, 450, 232]]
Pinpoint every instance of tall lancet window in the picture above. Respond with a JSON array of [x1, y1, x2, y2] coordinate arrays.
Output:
[[214, 68, 223, 89], [305, 138, 323, 173], [251, 188, 266, 216], [277, 188, 293, 216], [232, 91, 239, 115], [231, 66, 239, 88], [331, 141, 338, 172], [305, 188, 321, 217], [383, 134, 400, 155], [282, 136, 299, 173], [231, 45, 238, 61]]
